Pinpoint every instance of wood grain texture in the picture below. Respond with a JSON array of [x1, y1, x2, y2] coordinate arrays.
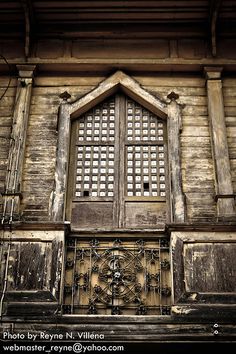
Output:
[[223, 78, 236, 195], [0, 73, 230, 223], [207, 76, 235, 218]]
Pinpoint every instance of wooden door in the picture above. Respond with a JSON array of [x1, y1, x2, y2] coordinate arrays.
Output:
[[67, 93, 167, 229]]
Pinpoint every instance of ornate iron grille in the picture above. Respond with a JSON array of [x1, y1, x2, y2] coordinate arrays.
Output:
[[63, 237, 171, 315]]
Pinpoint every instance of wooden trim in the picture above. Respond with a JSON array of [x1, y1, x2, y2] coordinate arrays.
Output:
[[49, 103, 71, 221], [167, 98, 186, 223], [1, 65, 36, 224], [209, 0, 222, 57], [205, 67, 236, 219], [118, 93, 125, 228], [166, 223, 236, 233], [70, 71, 167, 120], [50, 72, 168, 222], [215, 194, 236, 201], [0, 221, 67, 231]]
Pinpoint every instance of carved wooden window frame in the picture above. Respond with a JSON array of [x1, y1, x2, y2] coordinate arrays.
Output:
[[50, 71, 185, 226]]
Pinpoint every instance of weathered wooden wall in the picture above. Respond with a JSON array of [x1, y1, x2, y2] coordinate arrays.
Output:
[[21, 76, 104, 222], [1, 74, 214, 223], [0, 78, 17, 212], [138, 75, 215, 222], [223, 78, 236, 194]]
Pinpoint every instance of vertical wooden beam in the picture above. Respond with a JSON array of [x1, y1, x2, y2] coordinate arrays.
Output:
[[20, 0, 34, 58], [2, 65, 36, 223], [205, 67, 235, 219], [209, 0, 222, 57], [167, 92, 186, 223], [50, 102, 71, 221]]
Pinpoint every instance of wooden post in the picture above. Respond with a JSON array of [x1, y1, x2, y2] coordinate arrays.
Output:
[[50, 102, 71, 221], [167, 92, 186, 223], [2, 65, 36, 223], [205, 67, 235, 219]]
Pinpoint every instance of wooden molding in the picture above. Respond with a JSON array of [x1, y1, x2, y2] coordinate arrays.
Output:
[[70, 70, 167, 120]]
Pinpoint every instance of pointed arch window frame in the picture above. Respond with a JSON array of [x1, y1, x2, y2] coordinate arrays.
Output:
[[50, 71, 185, 224]]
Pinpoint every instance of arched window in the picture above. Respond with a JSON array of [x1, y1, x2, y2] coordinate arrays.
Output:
[[66, 93, 168, 230]]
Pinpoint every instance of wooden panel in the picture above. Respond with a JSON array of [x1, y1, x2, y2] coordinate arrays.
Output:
[[7, 242, 52, 291], [71, 202, 114, 228], [184, 243, 236, 292], [172, 231, 236, 305], [72, 39, 169, 59], [125, 201, 166, 227]]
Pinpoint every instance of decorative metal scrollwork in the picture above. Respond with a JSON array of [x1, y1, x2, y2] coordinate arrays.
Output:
[[63, 238, 171, 315]]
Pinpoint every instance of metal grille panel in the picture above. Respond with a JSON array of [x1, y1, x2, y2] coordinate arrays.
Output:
[[63, 238, 171, 315]]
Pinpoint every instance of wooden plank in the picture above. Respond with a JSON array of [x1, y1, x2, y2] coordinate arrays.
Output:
[[225, 107, 236, 115], [0, 126, 11, 136], [227, 127, 236, 137], [206, 72, 235, 217], [181, 136, 211, 147], [0, 78, 17, 87], [226, 117, 236, 127], [30, 103, 59, 115], [145, 85, 206, 96], [31, 95, 61, 105], [0, 87, 16, 97], [222, 78, 236, 87], [181, 126, 209, 137], [167, 99, 186, 222], [147, 94, 207, 106], [223, 97, 236, 106], [34, 76, 105, 87], [182, 115, 209, 126], [182, 105, 208, 116], [134, 76, 206, 87], [0, 116, 13, 127], [181, 148, 212, 159], [32, 86, 95, 95], [0, 96, 15, 106], [0, 106, 14, 116]]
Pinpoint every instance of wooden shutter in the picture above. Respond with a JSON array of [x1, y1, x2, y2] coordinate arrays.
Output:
[[67, 93, 167, 229]]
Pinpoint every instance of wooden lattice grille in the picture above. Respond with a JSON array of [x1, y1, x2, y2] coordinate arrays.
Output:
[[68, 93, 167, 229], [75, 97, 115, 198]]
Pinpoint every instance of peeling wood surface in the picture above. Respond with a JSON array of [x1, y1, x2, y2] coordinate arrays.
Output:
[[0, 231, 64, 304], [206, 73, 235, 218], [223, 78, 236, 195], [171, 231, 236, 305], [184, 243, 236, 292], [0, 81, 16, 196], [0, 73, 231, 223], [167, 100, 185, 222]]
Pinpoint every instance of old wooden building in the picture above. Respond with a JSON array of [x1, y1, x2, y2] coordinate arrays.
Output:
[[0, 0, 236, 348]]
